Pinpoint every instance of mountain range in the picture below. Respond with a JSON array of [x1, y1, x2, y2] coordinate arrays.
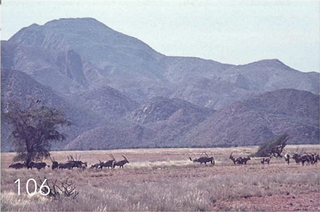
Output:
[[1, 17, 319, 151]]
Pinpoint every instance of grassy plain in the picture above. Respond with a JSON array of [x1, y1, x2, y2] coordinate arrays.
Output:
[[1, 145, 319, 211]]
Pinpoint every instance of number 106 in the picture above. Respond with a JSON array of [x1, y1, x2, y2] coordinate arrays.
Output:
[[14, 179, 50, 196]]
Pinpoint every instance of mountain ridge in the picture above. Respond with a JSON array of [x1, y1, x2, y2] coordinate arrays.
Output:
[[1, 17, 319, 151]]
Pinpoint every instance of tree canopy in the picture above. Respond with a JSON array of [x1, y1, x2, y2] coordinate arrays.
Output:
[[253, 134, 289, 157], [2, 99, 70, 165]]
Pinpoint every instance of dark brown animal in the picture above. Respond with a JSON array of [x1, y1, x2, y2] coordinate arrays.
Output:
[[241, 156, 251, 164], [189, 153, 215, 165], [292, 153, 312, 166], [261, 157, 271, 165], [229, 152, 237, 164], [90, 163, 101, 169], [28, 162, 47, 170], [9, 162, 26, 169], [113, 155, 129, 168], [229, 152, 250, 165], [100, 154, 115, 169], [67, 155, 87, 169]]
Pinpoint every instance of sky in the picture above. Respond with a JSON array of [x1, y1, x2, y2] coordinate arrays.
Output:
[[1, 0, 319, 73]]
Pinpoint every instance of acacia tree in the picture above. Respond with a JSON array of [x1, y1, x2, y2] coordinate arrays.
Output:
[[253, 134, 289, 157], [2, 99, 70, 166]]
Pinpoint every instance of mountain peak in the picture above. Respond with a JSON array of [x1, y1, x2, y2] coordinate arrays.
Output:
[[242, 59, 292, 70], [8, 17, 164, 73], [43, 17, 112, 31]]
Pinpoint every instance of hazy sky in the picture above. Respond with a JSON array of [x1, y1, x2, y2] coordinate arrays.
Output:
[[1, 0, 319, 73]]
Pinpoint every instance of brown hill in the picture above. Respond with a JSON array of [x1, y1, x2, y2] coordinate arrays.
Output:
[[181, 89, 319, 147], [65, 125, 156, 150]]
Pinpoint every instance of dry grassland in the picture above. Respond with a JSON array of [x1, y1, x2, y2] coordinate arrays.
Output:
[[1, 145, 319, 211]]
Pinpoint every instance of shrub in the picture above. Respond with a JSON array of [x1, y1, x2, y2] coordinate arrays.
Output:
[[253, 134, 289, 157]]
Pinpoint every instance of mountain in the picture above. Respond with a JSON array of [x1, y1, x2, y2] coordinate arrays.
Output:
[[1, 68, 116, 151], [4, 18, 318, 110], [67, 86, 140, 120], [66, 97, 213, 150], [65, 124, 156, 150], [181, 89, 319, 147], [130, 96, 213, 124], [1, 17, 319, 151], [1, 41, 89, 94], [220, 59, 319, 93], [129, 97, 214, 147]]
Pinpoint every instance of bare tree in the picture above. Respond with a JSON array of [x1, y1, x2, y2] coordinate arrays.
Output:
[[38, 177, 79, 200]]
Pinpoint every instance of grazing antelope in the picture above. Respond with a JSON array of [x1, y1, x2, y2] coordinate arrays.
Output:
[[49, 156, 76, 170], [113, 155, 129, 168], [9, 162, 26, 169], [189, 153, 215, 165], [292, 153, 312, 166], [229, 152, 250, 165], [90, 161, 102, 169], [67, 155, 87, 169], [28, 162, 48, 170], [241, 156, 251, 164]]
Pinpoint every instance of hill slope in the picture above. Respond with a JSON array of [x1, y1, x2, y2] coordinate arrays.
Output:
[[181, 89, 319, 147], [1, 17, 319, 151], [4, 18, 318, 110]]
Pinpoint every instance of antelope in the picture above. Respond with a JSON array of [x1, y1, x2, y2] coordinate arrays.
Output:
[[229, 152, 250, 165], [28, 162, 47, 170], [292, 153, 312, 166], [90, 161, 102, 169], [9, 162, 26, 169], [49, 156, 75, 170], [113, 155, 129, 168], [49, 156, 61, 170], [58, 162, 76, 169], [314, 154, 320, 164], [261, 157, 271, 165], [189, 153, 215, 165], [229, 152, 237, 164], [241, 156, 251, 164], [283, 153, 290, 164], [67, 155, 87, 169], [100, 154, 115, 169]]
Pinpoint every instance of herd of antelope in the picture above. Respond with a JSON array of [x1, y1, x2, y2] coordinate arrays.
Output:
[[8, 154, 130, 171], [7, 150, 320, 171]]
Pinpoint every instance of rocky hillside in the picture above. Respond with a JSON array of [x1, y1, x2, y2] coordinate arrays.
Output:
[[130, 97, 213, 124], [3, 18, 319, 109], [66, 97, 214, 150], [1, 68, 109, 150], [181, 89, 319, 147], [1, 17, 319, 151]]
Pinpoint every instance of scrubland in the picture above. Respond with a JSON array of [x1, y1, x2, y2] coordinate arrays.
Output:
[[1, 145, 319, 211]]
